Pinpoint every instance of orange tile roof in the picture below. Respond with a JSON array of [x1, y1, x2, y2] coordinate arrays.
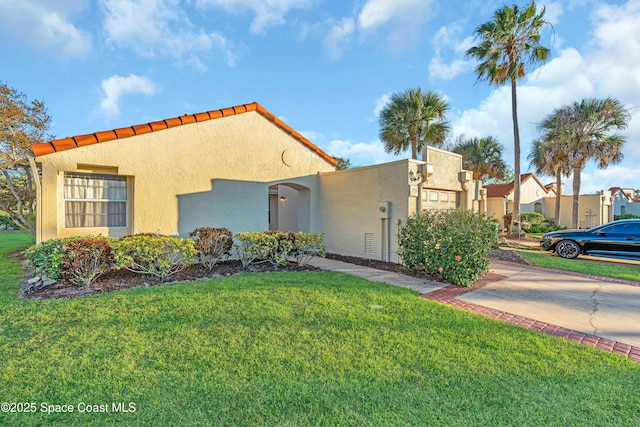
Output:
[[31, 102, 338, 167], [484, 173, 548, 198]]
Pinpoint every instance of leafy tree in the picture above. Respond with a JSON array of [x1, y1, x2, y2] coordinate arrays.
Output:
[[333, 156, 352, 170], [452, 136, 507, 181], [378, 88, 450, 160], [483, 167, 514, 186], [528, 135, 570, 226], [466, 1, 550, 234], [0, 83, 52, 232], [540, 97, 630, 228]]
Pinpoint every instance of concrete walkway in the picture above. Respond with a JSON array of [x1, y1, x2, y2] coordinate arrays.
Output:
[[309, 257, 640, 362]]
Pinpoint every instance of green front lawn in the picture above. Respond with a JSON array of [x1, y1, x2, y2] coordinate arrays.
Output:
[[1, 232, 640, 426], [518, 251, 640, 283]]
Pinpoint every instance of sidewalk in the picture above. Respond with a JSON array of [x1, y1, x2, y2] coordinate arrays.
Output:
[[308, 257, 640, 362]]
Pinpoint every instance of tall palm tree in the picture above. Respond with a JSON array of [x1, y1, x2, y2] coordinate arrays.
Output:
[[452, 136, 507, 181], [528, 136, 570, 225], [540, 97, 630, 228], [466, 1, 550, 235], [379, 88, 450, 160]]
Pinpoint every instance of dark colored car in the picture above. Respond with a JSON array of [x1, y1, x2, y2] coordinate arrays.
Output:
[[540, 219, 640, 259]]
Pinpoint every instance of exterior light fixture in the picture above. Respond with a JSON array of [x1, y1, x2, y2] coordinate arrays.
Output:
[[408, 169, 423, 185], [279, 196, 287, 204]]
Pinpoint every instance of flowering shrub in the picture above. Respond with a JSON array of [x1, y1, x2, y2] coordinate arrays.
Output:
[[398, 209, 498, 287], [60, 238, 116, 287], [189, 227, 233, 270], [111, 235, 197, 280]]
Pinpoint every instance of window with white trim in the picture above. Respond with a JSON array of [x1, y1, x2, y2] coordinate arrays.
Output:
[[64, 173, 127, 228]]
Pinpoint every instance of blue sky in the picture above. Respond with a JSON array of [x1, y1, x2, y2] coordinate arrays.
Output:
[[1, 0, 639, 194]]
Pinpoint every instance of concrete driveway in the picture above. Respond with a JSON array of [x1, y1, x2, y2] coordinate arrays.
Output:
[[458, 263, 640, 347]]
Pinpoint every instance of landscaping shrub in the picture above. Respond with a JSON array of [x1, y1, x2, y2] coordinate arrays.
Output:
[[189, 227, 233, 270], [60, 238, 116, 287], [235, 232, 285, 268], [397, 209, 497, 287], [235, 231, 326, 268], [112, 235, 197, 280], [24, 237, 76, 281], [615, 213, 640, 220], [292, 232, 326, 266]]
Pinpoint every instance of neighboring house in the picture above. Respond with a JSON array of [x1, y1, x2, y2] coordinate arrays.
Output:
[[484, 173, 553, 230], [610, 187, 640, 217], [484, 173, 613, 230], [30, 102, 484, 262]]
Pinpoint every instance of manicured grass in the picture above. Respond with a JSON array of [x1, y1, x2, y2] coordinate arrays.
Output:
[[1, 234, 640, 425], [519, 250, 640, 283]]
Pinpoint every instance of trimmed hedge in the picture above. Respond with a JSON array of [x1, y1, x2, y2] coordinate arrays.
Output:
[[235, 231, 325, 268], [112, 234, 197, 280], [189, 227, 233, 270], [60, 238, 116, 287], [23, 229, 326, 287], [398, 209, 497, 287]]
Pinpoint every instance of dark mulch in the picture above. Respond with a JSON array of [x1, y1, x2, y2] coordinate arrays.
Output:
[[21, 260, 320, 300], [19, 248, 529, 300]]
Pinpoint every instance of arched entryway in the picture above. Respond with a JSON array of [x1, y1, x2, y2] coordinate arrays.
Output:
[[268, 183, 311, 232]]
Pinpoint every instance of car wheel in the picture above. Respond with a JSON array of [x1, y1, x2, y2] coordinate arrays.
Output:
[[555, 240, 580, 259]]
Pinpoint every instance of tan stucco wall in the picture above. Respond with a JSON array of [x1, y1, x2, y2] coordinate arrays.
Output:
[[318, 160, 418, 262], [543, 194, 612, 228], [35, 112, 335, 241]]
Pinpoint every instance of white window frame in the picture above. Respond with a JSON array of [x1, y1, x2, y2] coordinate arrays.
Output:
[[63, 173, 128, 229]]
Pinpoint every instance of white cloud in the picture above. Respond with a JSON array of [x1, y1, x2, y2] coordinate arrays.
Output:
[[327, 139, 401, 166], [579, 165, 640, 194], [99, 74, 159, 117], [373, 93, 391, 117], [197, 0, 314, 35], [0, 0, 91, 57], [428, 23, 474, 80], [100, 0, 236, 67], [324, 18, 355, 61], [357, 0, 435, 53], [358, 0, 430, 30]]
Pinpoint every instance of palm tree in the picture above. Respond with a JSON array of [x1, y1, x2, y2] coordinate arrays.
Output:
[[452, 136, 507, 181], [379, 88, 450, 160], [466, 1, 550, 235], [528, 136, 570, 225], [540, 97, 630, 228]]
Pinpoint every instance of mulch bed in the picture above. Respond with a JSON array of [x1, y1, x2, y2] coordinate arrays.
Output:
[[21, 260, 320, 300], [19, 248, 529, 300]]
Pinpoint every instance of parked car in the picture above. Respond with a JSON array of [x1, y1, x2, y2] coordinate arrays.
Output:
[[540, 219, 640, 259]]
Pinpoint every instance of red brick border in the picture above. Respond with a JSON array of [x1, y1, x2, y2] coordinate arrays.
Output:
[[421, 283, 640, 363]]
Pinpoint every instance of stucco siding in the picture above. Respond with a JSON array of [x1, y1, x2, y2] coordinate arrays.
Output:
[[35, 112, 335, 240], [318, 161, 413, 263]]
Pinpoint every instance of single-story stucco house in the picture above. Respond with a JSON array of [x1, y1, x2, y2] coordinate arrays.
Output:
[[29, 102, 485, 262]]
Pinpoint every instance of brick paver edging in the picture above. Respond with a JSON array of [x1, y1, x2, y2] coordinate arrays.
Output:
[[422, 283, 640, 363], [493, 260, 640, 287]]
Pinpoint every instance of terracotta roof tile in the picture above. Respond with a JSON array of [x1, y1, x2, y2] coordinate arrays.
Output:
[[149, 120, 167, 132], [95, 130, 117, 143], [483, 173, 547, 198], [194, 112, 210, 122], [31, 142, 55, 157], [30, 102, 338, 167], [52, 138, 78, 151], [115, 127, 136, 139], [164, 117, 182, 128], [132, 123, 153, 135], [180, 115, 196, 125]]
